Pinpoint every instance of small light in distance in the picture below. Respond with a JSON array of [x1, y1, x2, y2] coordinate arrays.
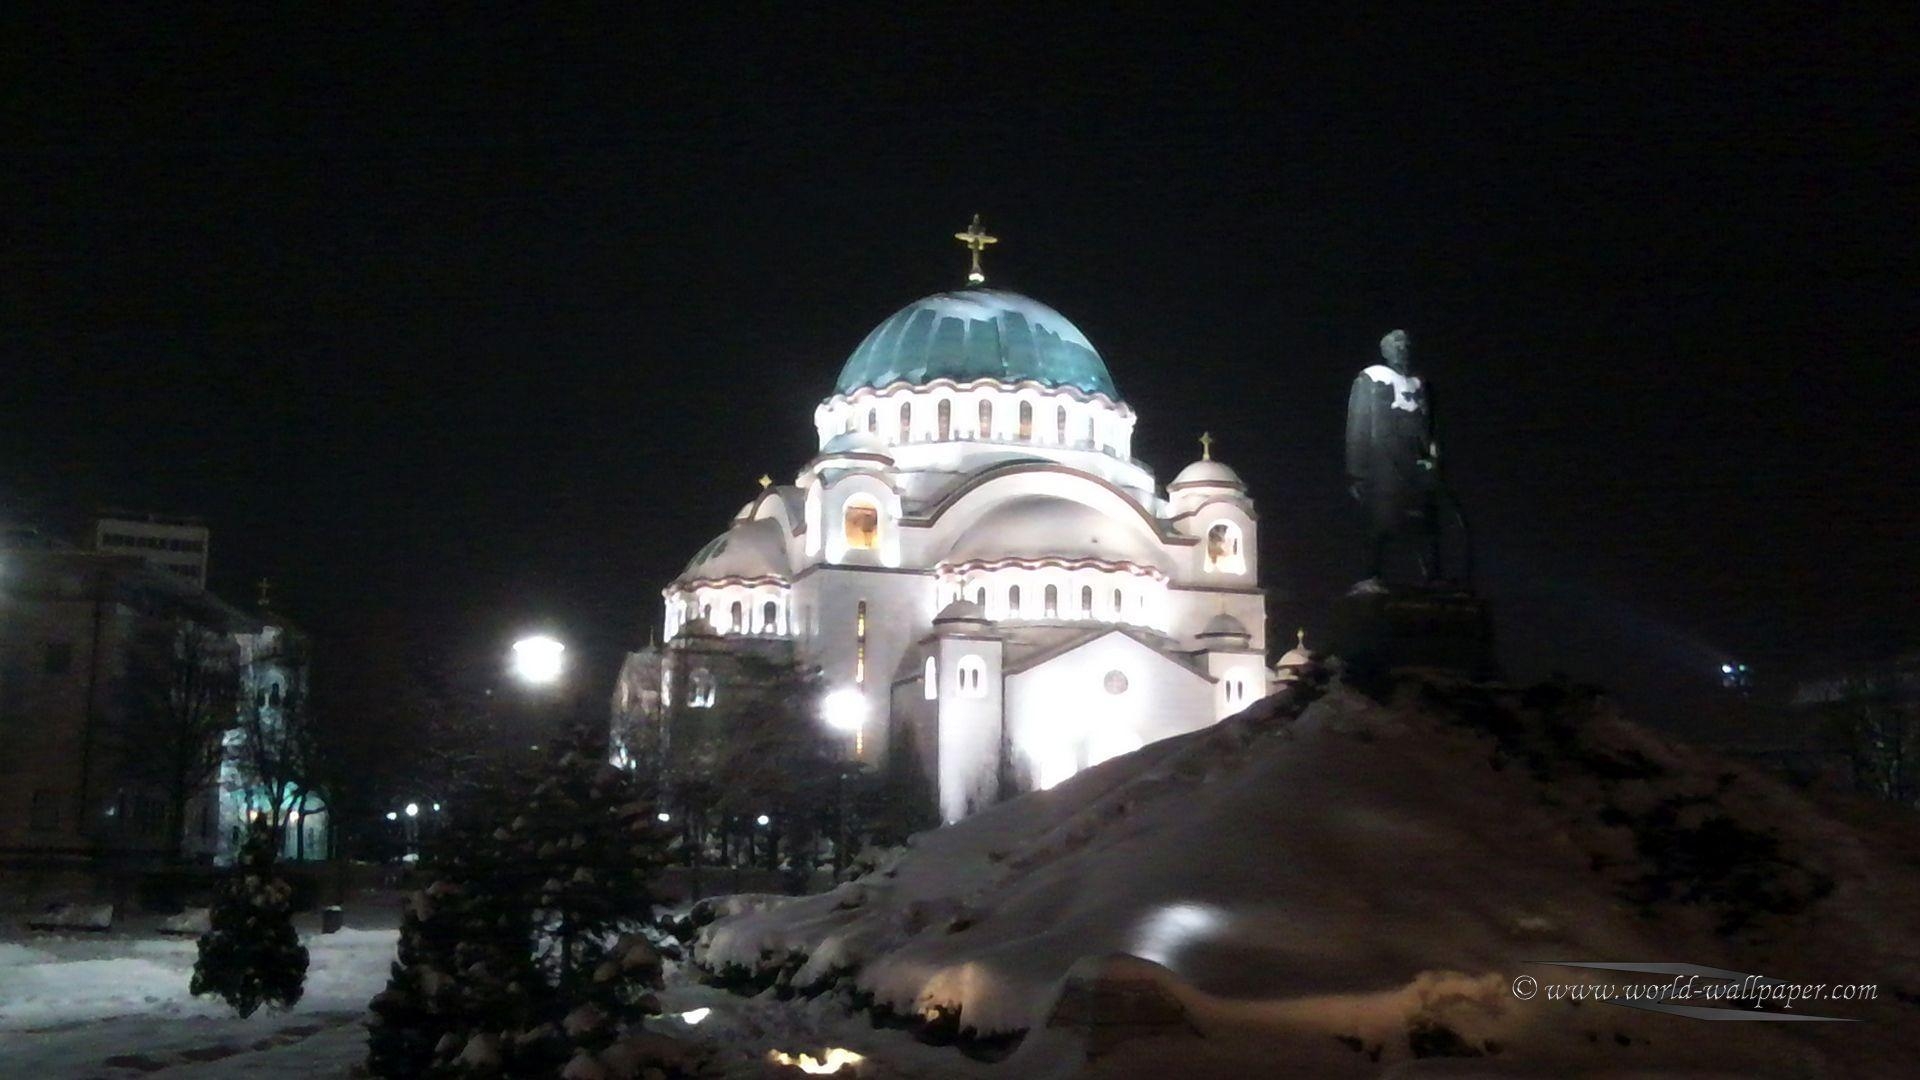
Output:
[[657, 811, 672, 823], [385, 811, 398, 821], [405, 803, 419, 818], [767, 1048, 864, 1074], [756, 814, 771, 827], [678, 1007, 711, 1025]]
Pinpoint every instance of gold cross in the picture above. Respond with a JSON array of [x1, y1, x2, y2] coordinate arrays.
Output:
[[257, 578, 272, 608], [1199, 431, 1214, 460], [1297, 627, 1307, 649], [953, 213, 998, 285], [757, 474, 773, 489]]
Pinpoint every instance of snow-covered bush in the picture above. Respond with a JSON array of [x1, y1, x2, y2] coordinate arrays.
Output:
[[190, 818, 309, 1017]]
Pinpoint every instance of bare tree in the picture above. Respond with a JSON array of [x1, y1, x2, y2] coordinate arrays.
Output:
[[1820, 676, 1920, 806], [124, 619, 242, 861], [231, 640, 321, 846]]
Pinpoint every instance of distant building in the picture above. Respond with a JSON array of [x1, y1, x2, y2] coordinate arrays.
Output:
[[0, 540, 326, 869], [91, 511, 211, 589]]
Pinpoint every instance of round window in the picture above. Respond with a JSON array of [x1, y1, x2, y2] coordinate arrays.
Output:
[[1103, 670, 1129, 695]]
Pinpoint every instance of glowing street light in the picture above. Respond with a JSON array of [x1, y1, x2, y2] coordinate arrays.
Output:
[[822, 688, 866, 733], [404, 802, 419, 818], [756, 814, 771, 827], [385, 811, 397, 822], [511, 635, 567, 685], [657, 811, 672, 823]]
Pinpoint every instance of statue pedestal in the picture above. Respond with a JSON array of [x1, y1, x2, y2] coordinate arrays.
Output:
[[1329, 581, 1497, 679]]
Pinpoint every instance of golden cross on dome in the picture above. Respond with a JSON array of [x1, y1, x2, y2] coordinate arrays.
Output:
[[953, 213, 998, 285], [257, 578, 272, 609], [757, 473, 773, 490], [1296, 627, 1307, 649], [1199, 431, 1214, 460]]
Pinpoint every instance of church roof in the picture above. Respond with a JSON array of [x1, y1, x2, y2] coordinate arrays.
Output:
[[940, 496, 1172, 574], [834, 289, 1119, 399], [678, 516, 791, 584]]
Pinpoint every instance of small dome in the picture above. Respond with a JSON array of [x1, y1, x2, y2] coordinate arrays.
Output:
[[933, 598, 991, 625], [1170, 458, 1245, 490], [1276, 647, 1314, 669], [1198, 613, 1250, 639], [835, 289, 1119, 398], [678, 517, 790, 583], [943, 496, 1171, 572]]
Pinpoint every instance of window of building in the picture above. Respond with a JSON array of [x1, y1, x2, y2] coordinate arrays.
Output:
[[1018, 400, 1033, 440], [856, 600, 868, 684], [979, 398, 992, 438], [1112, 587, 1124, 615], [937, 398, 951, 439], [1055, 405, 1067, 444], [844, 414, 855, 434], [1086, 415, 1096, 446], [762, 600, 778, 632], [924, 656, 938, 699], [268, 682, 282, 706], [701, 603, 712, 625], [867, 408, 877, 433], [1104, 670, 1129, 695], [1007, 584, 1021, 617], [973, 586, 986, 608], [844, 500, 880, 550], [898, 401, 912, 442], [30, 789, 59, 832], [43, 642, 73, 674], [957, 655, 986, 697], [1080, 585, 1094, 617], [1044, 584, 1059, 618], [1205, 521, 1246, 574], [689, 668, 716, 708], [729, 601, 744, 632]]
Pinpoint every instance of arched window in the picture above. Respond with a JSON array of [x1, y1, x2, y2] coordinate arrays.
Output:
[[690, 668, 716, 708], [1205, 521, 1246, 574], [856, 600, 868, 684], [957, 655, 987, 697], [1018, 400, 1033, 440], [937, 398, 951, 439], [1080, 585, 1094, 617], [701, 603, 712, 624], [844, 414, 854, 434], [762, 599, 778, 632], [1055, 405, 1067, 444], [1111, 588, 1123, 615], [1008, 584, 1021, 617], [844, 499, 880, 550], [866, 408, 877, 433], [1085, 414, 1096, 446], [268, 683, 282, 706], [979, 399, 993, 438], [1044, 584, 1059, 618], [729, 601, 743, 632], [924, 655, 938, 699], [974, 586, 986, 608], [898, 401, 912, 442]]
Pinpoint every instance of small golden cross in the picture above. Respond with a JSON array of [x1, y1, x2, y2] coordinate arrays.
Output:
[[953, 213, 998, 285], [1296, 627, 1307, 649], [757, 474, 773, 490], [1199, 431, 1214, 461]]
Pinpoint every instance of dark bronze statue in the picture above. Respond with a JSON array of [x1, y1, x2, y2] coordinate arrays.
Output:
[[1345, 330, 1468, 582]]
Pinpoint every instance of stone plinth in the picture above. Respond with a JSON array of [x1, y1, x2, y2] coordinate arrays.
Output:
[[1329, 581, 1497, 679]]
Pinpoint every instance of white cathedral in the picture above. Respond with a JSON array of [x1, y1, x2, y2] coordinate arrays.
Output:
[[630, 223, 1298, 823]]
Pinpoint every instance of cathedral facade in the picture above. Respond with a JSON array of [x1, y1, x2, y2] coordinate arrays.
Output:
[[641, 244, 1273, 823]]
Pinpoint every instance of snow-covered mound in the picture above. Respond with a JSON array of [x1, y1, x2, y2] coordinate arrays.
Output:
[[696, 677, 1920, 1076]]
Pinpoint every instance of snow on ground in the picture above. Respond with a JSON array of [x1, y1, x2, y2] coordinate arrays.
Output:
[[696, 678, 1920, 1077], [0, 920, 395, 1077]]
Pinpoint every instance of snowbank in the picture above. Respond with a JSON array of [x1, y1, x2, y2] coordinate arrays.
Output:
[[695, 678, 1920, 1076]]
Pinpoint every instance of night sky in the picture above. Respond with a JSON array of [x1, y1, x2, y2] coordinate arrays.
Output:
[[6, 9, 1915, 719]]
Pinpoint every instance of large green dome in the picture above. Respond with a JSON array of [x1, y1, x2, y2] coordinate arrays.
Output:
[[834, 289, 1119, 399]]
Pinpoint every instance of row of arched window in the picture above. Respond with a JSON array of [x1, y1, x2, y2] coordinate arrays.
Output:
[[953, 580, 1150, 622], [840, 396, 1110, 450]]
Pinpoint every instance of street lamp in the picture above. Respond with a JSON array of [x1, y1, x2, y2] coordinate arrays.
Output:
[[511, 635, 566, 685]]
